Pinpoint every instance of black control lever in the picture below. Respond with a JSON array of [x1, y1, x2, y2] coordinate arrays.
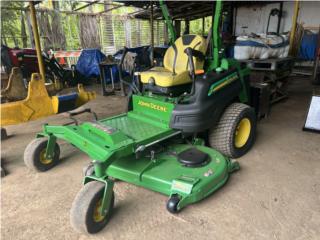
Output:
[[119, 47, 129, 96], [64, 107, 98, 125], [184, 47, 197, 97]]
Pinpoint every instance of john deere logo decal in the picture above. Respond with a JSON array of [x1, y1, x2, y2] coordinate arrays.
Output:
[[138, 100, 167, 112], [208, 72, 239, 96]]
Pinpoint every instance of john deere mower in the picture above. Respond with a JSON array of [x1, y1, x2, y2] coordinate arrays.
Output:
[[24, 0, 256, 234]]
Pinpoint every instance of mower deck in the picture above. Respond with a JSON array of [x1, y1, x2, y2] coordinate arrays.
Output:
[[107, 144, 239, 208]]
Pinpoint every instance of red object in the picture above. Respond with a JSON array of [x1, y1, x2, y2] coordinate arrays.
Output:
[[59, 57, 66, 65], [7, 48, 39, 74]]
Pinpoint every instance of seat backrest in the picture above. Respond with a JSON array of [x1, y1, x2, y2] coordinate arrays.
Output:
[[163, 34, 207, 74]]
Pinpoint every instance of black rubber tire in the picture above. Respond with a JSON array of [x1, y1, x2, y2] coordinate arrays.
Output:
[[70, 181, 115, 234], [208, 103, 256, 158], [83, 163, 95, 177], [1, 167, 5, 178], [166, 194, 181, 214], [1, 128, 7, 140], [24, 138, 60, 172]]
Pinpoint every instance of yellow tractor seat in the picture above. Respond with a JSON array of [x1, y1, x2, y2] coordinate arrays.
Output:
[[140, 34, 207, 90], [140, 67, 191, 88]]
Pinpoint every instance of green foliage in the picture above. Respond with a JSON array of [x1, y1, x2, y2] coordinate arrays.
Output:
[[1, 1, 26, 47], [1, 2, 163, 51], [189, 16, 212, 35]]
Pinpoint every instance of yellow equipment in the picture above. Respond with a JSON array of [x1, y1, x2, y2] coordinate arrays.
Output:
[[140, 35, 207, 87], [1, 67, 27, 102], [1, 73, 96, 126]]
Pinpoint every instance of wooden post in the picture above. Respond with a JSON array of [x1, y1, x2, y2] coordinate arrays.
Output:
[[289, 0, 300, 55], [29, 1, 45, 79]]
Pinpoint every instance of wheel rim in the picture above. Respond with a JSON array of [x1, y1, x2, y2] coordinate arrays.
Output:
[[93, 199, 105, 223], [39, 149, 53, 165], [234, 118, 251, 148]]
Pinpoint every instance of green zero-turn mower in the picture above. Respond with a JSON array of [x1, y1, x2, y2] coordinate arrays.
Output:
[[24, 0, 256, 234]]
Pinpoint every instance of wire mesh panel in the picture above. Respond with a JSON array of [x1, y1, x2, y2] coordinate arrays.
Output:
[[100, 15, 166, 55], [1, 5, 166, 56], [153, 21, 165, 46], [112, 17, 126, 52], [101, 14, 117, 55]]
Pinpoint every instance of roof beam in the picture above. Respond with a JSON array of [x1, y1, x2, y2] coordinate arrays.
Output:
[[73, 0, 99, 11], [96, 5, 123, 15], [173, 7, 212, 20]]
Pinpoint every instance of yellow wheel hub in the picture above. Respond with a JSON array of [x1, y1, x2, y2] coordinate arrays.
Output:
[[93, 199, 105, 223], [234, 118, 251, 148], [39, 149, 53, 165]]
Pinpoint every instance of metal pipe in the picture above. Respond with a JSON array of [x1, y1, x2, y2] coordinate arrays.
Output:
[[277, 2, 283, 34], [150, 1, 154, 65], [150, 1, 154, 48], [29, 1, 45, 80], [212, 0, 222, 69], [159, 0, 176, 44]]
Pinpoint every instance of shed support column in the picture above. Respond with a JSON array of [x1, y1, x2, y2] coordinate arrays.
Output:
[[289, 0, 300, 55], [150, 1, 154, 64], [29, 1, 45, 80], [174, 20, 181, 38], [185, 20, 190, 35]]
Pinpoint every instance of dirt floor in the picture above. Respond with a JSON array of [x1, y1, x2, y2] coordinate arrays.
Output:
[[1, 77, 320, 240]]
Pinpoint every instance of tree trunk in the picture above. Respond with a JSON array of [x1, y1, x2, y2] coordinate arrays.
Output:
[[1, 21, 8, 46], [51, 1, 66, 50], [9, 29, 18, 47], [21, 11, 28, 48], [26, 12, 35, 48]]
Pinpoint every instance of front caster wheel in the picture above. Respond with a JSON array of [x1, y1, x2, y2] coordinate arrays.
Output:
[[24, 138, 60, 172], [166, 194, 181, 214], [70, 181, 115, 234]]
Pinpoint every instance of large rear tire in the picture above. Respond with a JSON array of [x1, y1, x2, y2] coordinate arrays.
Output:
[[209, 103, 256, 158]]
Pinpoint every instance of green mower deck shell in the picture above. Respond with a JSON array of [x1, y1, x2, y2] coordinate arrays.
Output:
[[106, 144, 238, 210]]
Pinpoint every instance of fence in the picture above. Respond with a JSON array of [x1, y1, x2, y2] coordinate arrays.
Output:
[[1, 7, 167, 57], [101, 15, 166, 55]]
